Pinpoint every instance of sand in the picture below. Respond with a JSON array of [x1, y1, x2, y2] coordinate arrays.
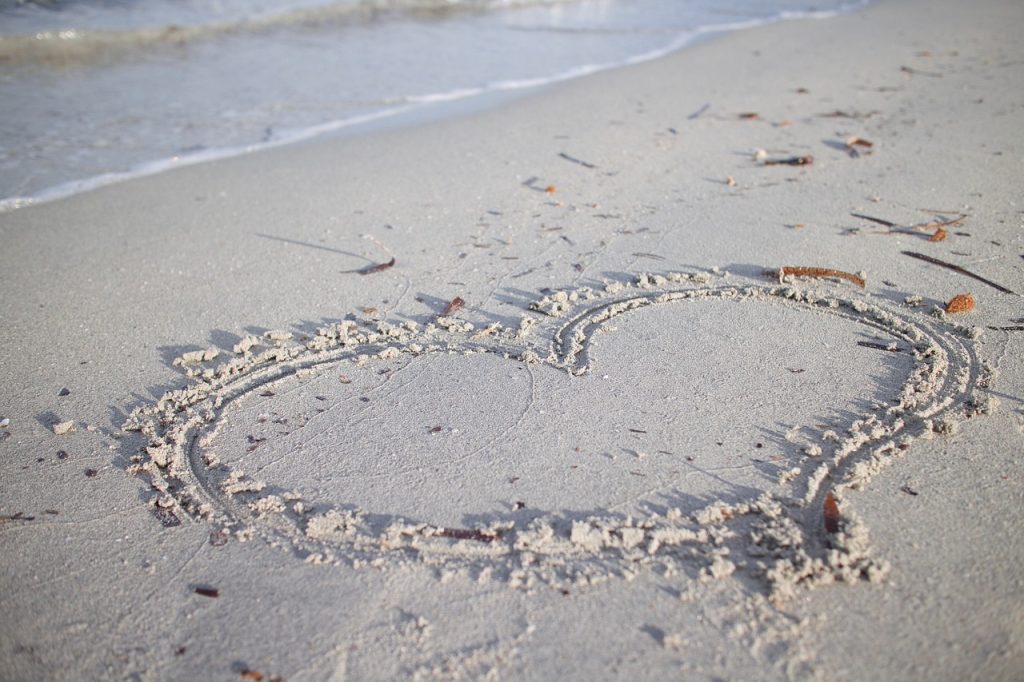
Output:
[[2, 0, 1023, 679]]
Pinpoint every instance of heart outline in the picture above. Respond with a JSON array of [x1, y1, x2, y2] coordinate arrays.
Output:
[[125, 272, 984, 595]]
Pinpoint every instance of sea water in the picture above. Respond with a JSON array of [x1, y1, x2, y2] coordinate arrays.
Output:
[[0, 0, 867, 210]]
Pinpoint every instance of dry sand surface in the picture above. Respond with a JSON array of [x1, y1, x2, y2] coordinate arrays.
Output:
[[2, 0, 1023, 679]]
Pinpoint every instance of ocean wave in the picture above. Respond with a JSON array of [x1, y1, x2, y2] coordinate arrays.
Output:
[[0, 0, 872, 212], [0, 0, 586, 66]]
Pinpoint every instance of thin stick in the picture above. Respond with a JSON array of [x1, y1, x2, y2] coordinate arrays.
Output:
[[688, 103, 710, 120], [900, 65, 942, 77], [436, 527, 501, 543], [857, 341, 901, 352], [356, 257, 395, 275], [902, 251, 1016, 295], [851, 212, 896, 228], [763, 155, 814, 167], [558, 152, 596, 169]]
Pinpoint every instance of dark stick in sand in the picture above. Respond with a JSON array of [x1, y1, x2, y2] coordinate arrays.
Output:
[[902, 251, 1016, 295]]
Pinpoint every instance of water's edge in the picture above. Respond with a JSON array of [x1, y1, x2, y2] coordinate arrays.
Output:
[[0, 2, 868, 214]]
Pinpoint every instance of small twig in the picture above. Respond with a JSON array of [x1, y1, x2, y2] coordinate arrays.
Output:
[[355, 257, 395, 275], [851, 212, 896, 228], [436, 527, 501, 543], [0, 512, 35, 525], [762, 155, 814, 167], [558, 152, 596, 169], [914, 215, 966, 230], [857, 341, 901, 352], [902, 251, 1016, 295], [688, 103, 710, 120], [779, 266, 865, 288], [900, 65, 942, 77], [852, 213, 964, 241], [818, 110, 879, 119]]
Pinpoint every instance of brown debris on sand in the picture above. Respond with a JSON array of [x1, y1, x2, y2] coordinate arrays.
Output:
[[945, 293, 975, 314], [762, 155, 814, 167], [778, 266, 865, 288], [824, 491, 841, 534], [357, 257, 396, 275], [441, 296, 465, 316]]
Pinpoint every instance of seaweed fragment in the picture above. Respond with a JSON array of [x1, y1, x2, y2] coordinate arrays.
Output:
[[779, 266, 865, 288]]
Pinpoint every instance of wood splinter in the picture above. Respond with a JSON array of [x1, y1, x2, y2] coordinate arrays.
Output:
[[779, 266, 866, 288], [357, 257, 396, 276], [436, 527, 502, 543], [762, 155, 814, 167]]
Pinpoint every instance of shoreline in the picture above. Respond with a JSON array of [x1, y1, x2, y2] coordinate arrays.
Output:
[[2, 0, 1022, 679], [0, 0, 870, 214]]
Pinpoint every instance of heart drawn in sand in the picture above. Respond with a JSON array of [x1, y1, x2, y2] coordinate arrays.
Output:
[[125, 271, 985, 597]]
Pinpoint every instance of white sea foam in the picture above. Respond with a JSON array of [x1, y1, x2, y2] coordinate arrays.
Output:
[[0, 0, 869, 213]]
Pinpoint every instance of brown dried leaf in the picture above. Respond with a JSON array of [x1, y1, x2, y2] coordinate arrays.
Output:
[[929, 227, 948, 242], [945, 293, 975, 314], [442, 297, 465, 316], [845, 136, 874, 148]]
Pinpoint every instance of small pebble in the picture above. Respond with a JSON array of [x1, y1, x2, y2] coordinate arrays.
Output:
[[53, 420, 75, 435]]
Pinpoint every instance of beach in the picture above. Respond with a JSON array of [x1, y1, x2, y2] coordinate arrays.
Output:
[[1, 0, 1022, 678]]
